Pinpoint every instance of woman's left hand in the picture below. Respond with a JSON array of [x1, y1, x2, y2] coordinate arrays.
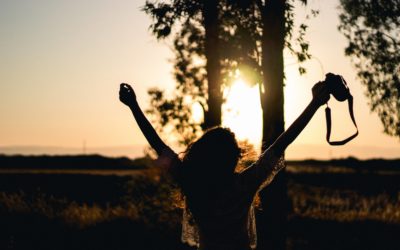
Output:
[[312, 81, 330, 106]]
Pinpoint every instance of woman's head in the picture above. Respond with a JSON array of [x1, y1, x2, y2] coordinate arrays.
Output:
[[182, 127, 242, 177]]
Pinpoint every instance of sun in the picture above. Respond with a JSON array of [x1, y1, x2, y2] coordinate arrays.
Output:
[[222, 79, 263, 151]]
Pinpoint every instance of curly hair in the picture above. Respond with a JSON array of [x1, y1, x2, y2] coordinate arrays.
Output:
[[179, 127, 242, 192]]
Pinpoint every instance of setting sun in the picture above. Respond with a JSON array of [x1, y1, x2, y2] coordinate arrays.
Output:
[[222, 79, 263, 150]]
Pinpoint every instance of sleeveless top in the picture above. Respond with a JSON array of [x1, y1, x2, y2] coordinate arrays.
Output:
[[157, 146, 285, 250]]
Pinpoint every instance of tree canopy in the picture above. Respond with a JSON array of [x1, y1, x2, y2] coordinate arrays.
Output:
[[143, 0, 315, 146], [339, 0, 400, 137]]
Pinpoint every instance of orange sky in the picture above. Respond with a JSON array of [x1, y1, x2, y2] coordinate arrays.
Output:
[[0, 0, 399, 159]]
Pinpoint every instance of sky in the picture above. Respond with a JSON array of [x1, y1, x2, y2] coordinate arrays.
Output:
[[0, 0, 399, 159]]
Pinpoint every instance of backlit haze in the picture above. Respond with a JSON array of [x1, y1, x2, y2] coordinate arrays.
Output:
[[1, 0, 399, 160]]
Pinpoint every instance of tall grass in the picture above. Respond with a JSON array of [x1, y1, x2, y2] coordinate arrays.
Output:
[[1, 175, 399, 228], [0, 170, 180, 230], [289, 182, 400, 223]]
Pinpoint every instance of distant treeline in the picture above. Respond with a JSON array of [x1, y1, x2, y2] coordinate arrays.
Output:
[[0, 154, 153, 170], [0, 154, 399, 171], [287, 157, 400, 172]]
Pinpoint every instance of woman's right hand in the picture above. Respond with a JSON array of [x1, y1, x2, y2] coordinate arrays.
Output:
[[119, 83, 136, 107]]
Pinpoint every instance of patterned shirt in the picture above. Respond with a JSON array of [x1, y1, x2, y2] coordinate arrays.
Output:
[[157, 146, 285, 250]]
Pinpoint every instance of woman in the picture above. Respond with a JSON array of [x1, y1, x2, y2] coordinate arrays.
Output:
[[119, 81, 330, 250]]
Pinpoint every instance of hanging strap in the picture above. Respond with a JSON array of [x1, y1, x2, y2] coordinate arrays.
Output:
[[325, 95, 359, 146]]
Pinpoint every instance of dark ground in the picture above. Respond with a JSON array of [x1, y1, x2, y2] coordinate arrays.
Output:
[[0, 159, 399, 250]]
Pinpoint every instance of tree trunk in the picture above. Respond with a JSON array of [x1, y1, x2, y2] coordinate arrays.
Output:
[[203, 1, 222, 129], [258, 1, 288, 250]]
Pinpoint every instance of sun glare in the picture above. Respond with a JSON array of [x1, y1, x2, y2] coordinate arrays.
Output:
[[222, 79, 263, 150], [191, 102, 204, 124]]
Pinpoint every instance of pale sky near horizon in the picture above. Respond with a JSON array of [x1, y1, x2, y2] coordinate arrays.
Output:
[[0, 0, 399, 159]]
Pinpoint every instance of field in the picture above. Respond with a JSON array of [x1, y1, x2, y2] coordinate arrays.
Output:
[[0, 156, 399, 250]]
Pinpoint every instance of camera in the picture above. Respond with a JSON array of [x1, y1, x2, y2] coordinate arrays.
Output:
[[324, 73, 350, 102], [322, 73, 358, 146]]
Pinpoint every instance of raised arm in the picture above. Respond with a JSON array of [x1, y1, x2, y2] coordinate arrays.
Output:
[[240, 82, 330, 194], [119, 83, 170, 156], [270, 81, 330, 156]]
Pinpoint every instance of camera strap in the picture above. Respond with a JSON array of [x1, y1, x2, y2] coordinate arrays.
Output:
[[325, 94, 359, 145]]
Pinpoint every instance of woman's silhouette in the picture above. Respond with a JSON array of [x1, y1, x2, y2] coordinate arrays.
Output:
[[119, 81, 330, 250]]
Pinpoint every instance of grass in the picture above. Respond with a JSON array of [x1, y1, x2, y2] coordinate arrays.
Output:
[[0, 163, 399, 250], [289, 182, 400, 223], [0, 169, 183, 250]]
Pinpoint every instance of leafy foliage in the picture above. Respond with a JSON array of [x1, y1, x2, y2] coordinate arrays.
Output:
[[147, 86, 202, 146], [143, 0, 318, 145], [285, 1, 319, 74], [339, 0, 400, 137]]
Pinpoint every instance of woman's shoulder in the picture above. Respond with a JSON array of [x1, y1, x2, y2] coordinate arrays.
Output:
[[154, 147, 183, 178]]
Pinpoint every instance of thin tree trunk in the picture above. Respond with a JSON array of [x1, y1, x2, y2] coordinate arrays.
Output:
[[258, 0, 288, 250], [203, 1, 222, 129]]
